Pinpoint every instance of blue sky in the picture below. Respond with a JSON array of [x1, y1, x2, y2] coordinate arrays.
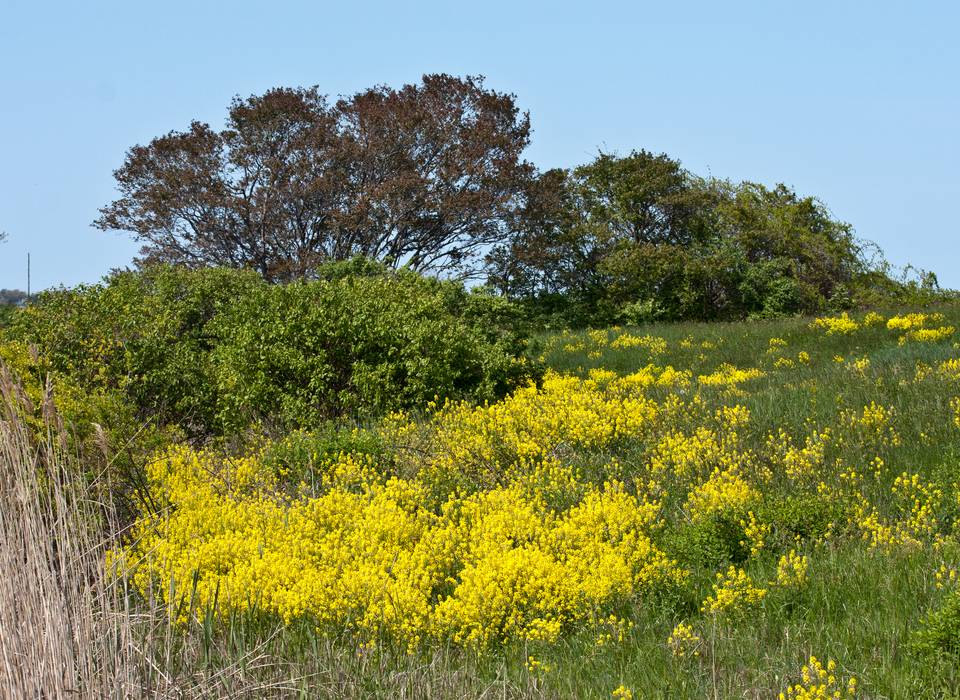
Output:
[[1, 0, 957, 290]]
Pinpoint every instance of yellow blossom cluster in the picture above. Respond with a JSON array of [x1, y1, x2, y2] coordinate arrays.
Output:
[[855, 473, 943, 550], [700, 566, 767, 615], [526, 656, 552, 675], [415, 369, 686, 491], [648, 427, 727, 481], [686, 467, 760, 521], [117, 446, 684, 650], [698, 363, 765, 387], [898, 326, 955, 344], [775, 550, 809, 588], [886, 312, 944, 331], [780, 656, 857, 699], [739, 511, 770, 555], [811, 313, 859, 335], [611, 332, 668, 355], [666, 621, 701, 657], [768, 337, 788, 352], [839, 402, 900, 448], [940, 358, 960, 381], [594, 614, 634, 646], [848, 357, 871, 374], [935, 564, 958, 590], [769, 428, 831, 482]]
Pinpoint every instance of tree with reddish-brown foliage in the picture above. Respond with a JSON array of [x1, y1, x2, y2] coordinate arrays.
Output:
[[95, 75, 532, 282]]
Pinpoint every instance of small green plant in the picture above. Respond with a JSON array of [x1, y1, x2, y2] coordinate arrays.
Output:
[[911, 590, 960, 659]]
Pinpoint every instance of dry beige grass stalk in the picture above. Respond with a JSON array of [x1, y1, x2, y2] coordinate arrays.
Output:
[[0, 364, 142, 698]]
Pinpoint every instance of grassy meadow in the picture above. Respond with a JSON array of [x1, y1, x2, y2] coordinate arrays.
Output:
[[5, 304, 960, 698]]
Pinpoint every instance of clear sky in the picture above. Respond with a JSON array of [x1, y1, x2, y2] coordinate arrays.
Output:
[[1, 0, 957, 291]]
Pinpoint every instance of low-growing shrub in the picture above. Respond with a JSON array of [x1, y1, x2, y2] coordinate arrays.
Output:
[[756, 494, 846, 547], [911, 590, 960, 659], [664, 512, 751, 569]]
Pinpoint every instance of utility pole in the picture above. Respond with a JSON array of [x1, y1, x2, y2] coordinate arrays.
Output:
[[27, 252, 30, 301]]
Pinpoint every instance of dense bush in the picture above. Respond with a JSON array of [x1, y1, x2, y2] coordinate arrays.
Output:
[[5, 264, 533, 439], [912, 590, 960, 660], [0, 290, 26, 328], [7, 266, 263, 437], [210, 271, 530, 432], [486, 151, 953, 327]]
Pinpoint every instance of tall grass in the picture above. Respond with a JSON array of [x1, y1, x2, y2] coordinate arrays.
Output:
[[0, 364, 142, 696]]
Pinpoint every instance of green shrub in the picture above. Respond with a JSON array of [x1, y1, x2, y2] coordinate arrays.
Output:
[[9, 266, 263, 434], [912, 590, 960, 659], [664, 512, 751, 569], [0, 305, 15, 329], [756, 494, 846, 547], [210, 271, 530, 432], [7, 264, 532, 438]]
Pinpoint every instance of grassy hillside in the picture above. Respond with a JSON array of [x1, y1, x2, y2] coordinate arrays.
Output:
[[5, 304, 960, 697]]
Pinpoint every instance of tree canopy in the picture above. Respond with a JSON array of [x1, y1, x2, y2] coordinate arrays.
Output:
[[95, 76, 943, 324], [486, 150, 881, 325], [96, 75, 533, 282]]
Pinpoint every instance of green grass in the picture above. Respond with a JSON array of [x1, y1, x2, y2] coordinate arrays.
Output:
[[507, 306, 960, 697]]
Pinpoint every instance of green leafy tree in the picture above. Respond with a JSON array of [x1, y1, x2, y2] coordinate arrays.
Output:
[[488, 149, 890, 325]]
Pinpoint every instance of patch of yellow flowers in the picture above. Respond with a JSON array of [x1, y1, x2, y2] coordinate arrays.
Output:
[[854, 472, 943, 550], [811, 313, 859, 335], [698, 363, 765, 387], [611, 332, 668, 355], [700, 566, 767, 615], [686, 467, 759, 521], [780, 656, 856, 699], [776, 550, 809, 588], [899, 325, 955, 345], [666, 621, 701, 657], [886, 312, 944, 331], [117, 445, 684, 650]]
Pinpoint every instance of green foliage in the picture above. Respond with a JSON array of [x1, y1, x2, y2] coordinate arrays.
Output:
[[0, 290, 26, 328], [9, 266, 263, 436], [6, 264, 532, 439], [210, 271, 530, 432], [260, 426, 390, 490], [488, 152, 951, 328], [0, 305, 15, 329], [312, 256, 394, 281], [912, 590, 960, 659], [756, 494, 846, 548], [664, 512, 751, 569]]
